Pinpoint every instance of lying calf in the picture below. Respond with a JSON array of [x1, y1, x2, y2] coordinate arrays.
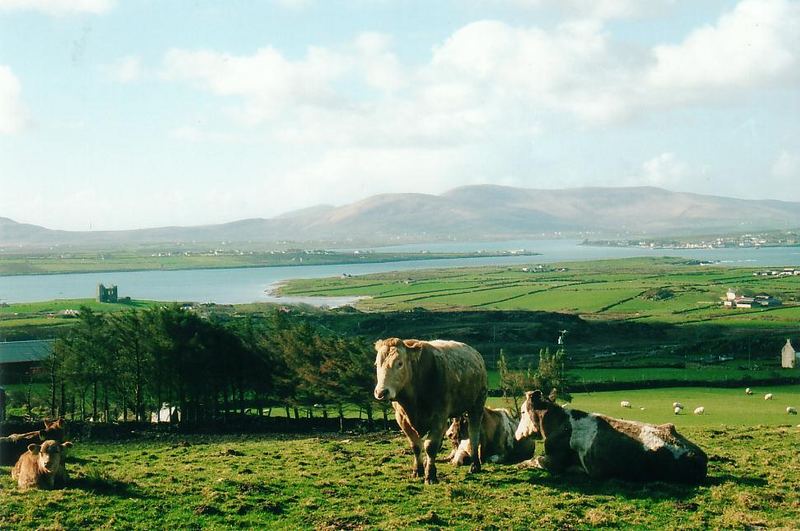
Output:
[[515, 390, 707, 483], [446, 407, 535, 465], [12, 440, 73, 490], [1, 418, 67, 466]]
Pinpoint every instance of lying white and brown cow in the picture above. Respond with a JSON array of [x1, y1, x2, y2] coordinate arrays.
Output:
[[374, 338, 487, 484], [0, 418, 67, 466], [515, 390, 707, 483], [12, 440, 73, 490], [446, 407, 535, 466]]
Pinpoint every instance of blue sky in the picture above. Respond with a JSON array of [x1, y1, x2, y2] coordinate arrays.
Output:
[[1, 0, 798, 230]]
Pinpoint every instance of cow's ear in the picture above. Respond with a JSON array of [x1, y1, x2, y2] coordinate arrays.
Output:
[[548, 388, 558, 402], [27, 444, 40, 454], [530, 390, 547, 409], [402, 339, 423, 361], [61, 441, 74, 449]]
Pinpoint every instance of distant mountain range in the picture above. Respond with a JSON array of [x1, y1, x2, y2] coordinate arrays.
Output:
[[2, 186, 799, 248]]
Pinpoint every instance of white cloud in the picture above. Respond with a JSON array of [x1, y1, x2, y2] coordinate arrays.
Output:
[[483, 0, 675, 20], [261, 146, 478, 214], [647, 0, 800, 99], [104, 55, 143, 83], [0, 65, 26, 134], [156, 0, 800, 211], [162, 46, 349, 124], [161, 0, 800, 139], [640, 152, 689, 187], [0, 0, 113, 15], [772, 150, 800, 180]]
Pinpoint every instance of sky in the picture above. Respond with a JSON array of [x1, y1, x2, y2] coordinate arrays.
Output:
[[0, 0, 798, 231]]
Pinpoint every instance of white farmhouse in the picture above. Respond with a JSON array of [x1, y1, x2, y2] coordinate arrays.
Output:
[[781, 339, 796, 369]]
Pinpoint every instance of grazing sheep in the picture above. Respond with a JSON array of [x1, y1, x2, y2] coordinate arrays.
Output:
[[764, 393, 774, 400], [787, 407, 798, 415], [693, 406, 705, 415], [674, 406, 682, 415], [620, 400, 632, 408], [745, 388, 753, 395], [673, 402, 684, 410]]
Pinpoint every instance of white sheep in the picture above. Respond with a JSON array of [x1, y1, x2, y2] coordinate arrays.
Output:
[[620, 400, 631, 408], [787, 406, 798, 415], [745, 388, 753, 395], [673, 402, 684, 410], [674, 406, 682, 415], [764, 393, 774, 400], [693, 406, 705, 415]]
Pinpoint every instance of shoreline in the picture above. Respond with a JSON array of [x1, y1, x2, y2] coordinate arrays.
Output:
[[0, 251, 541, 278]]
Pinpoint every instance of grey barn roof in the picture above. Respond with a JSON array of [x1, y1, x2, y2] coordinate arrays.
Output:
[[0, 339, 54, 364]]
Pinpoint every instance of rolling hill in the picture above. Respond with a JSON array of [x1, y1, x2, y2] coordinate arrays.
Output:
[[2, 186, 799, 247]]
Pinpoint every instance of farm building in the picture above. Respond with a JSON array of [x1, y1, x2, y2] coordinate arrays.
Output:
[[782, 339, 796, 369], [0, 339, 54, 384], [151, 403, 181, 423], [723, 290, 781, 309]]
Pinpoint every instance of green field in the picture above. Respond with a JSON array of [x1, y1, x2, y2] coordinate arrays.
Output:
[[0, 249, 536, 276], [279, 257, 800, 328], [0, 299, 157, 330], [2, 387, 799, 529]]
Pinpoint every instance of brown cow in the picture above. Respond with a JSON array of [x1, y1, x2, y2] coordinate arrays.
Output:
[[0, 418, 66, 466], [12, 440, 74, 490], [515, 390, 708, 483], [374, 338, 487, 484], [446, 407, 535, 466]]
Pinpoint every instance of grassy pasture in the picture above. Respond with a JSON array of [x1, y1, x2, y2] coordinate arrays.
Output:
[[279, 257, 800, 328], [0, 299, 156, 330], [2, 391, 799, 529]]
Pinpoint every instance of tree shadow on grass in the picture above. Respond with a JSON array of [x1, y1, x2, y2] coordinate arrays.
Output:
[[482, 467, 763, 501], [69, 470, 146, 499]]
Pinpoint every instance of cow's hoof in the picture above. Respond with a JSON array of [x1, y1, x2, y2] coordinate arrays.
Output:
[[424, 476, 438, 485], [412, 467, 424, 478], [469, 462, 482, 474]]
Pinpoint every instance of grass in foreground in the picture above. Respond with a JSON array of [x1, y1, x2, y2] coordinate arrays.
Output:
[[2, 386, 800, 529], [1, 426, 798, 529]]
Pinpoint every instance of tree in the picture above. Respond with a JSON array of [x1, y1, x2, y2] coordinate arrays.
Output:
[[497, 349, 535, 415], [532, 347, 572, 403]]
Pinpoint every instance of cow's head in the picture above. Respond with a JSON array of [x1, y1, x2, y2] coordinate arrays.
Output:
[[374, 338, 421, 401], [446, 415, 468, 447], [27, 440, 73, 474], [43, 418, 64, 431], [515, 389, 556, 441]]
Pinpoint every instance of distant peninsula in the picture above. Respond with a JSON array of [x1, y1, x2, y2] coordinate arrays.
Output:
[[0, 248, 539, 277]]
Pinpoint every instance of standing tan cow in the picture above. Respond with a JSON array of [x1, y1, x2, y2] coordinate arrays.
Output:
[[374, 338, 487, 484]]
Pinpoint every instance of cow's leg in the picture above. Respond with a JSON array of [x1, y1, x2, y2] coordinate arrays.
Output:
[[402, 427, 424, 478], [394, 406, 424, 478], [537, 439, 574, 475], [467, 405, 485, 474], [423, 417, 448, 484]]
